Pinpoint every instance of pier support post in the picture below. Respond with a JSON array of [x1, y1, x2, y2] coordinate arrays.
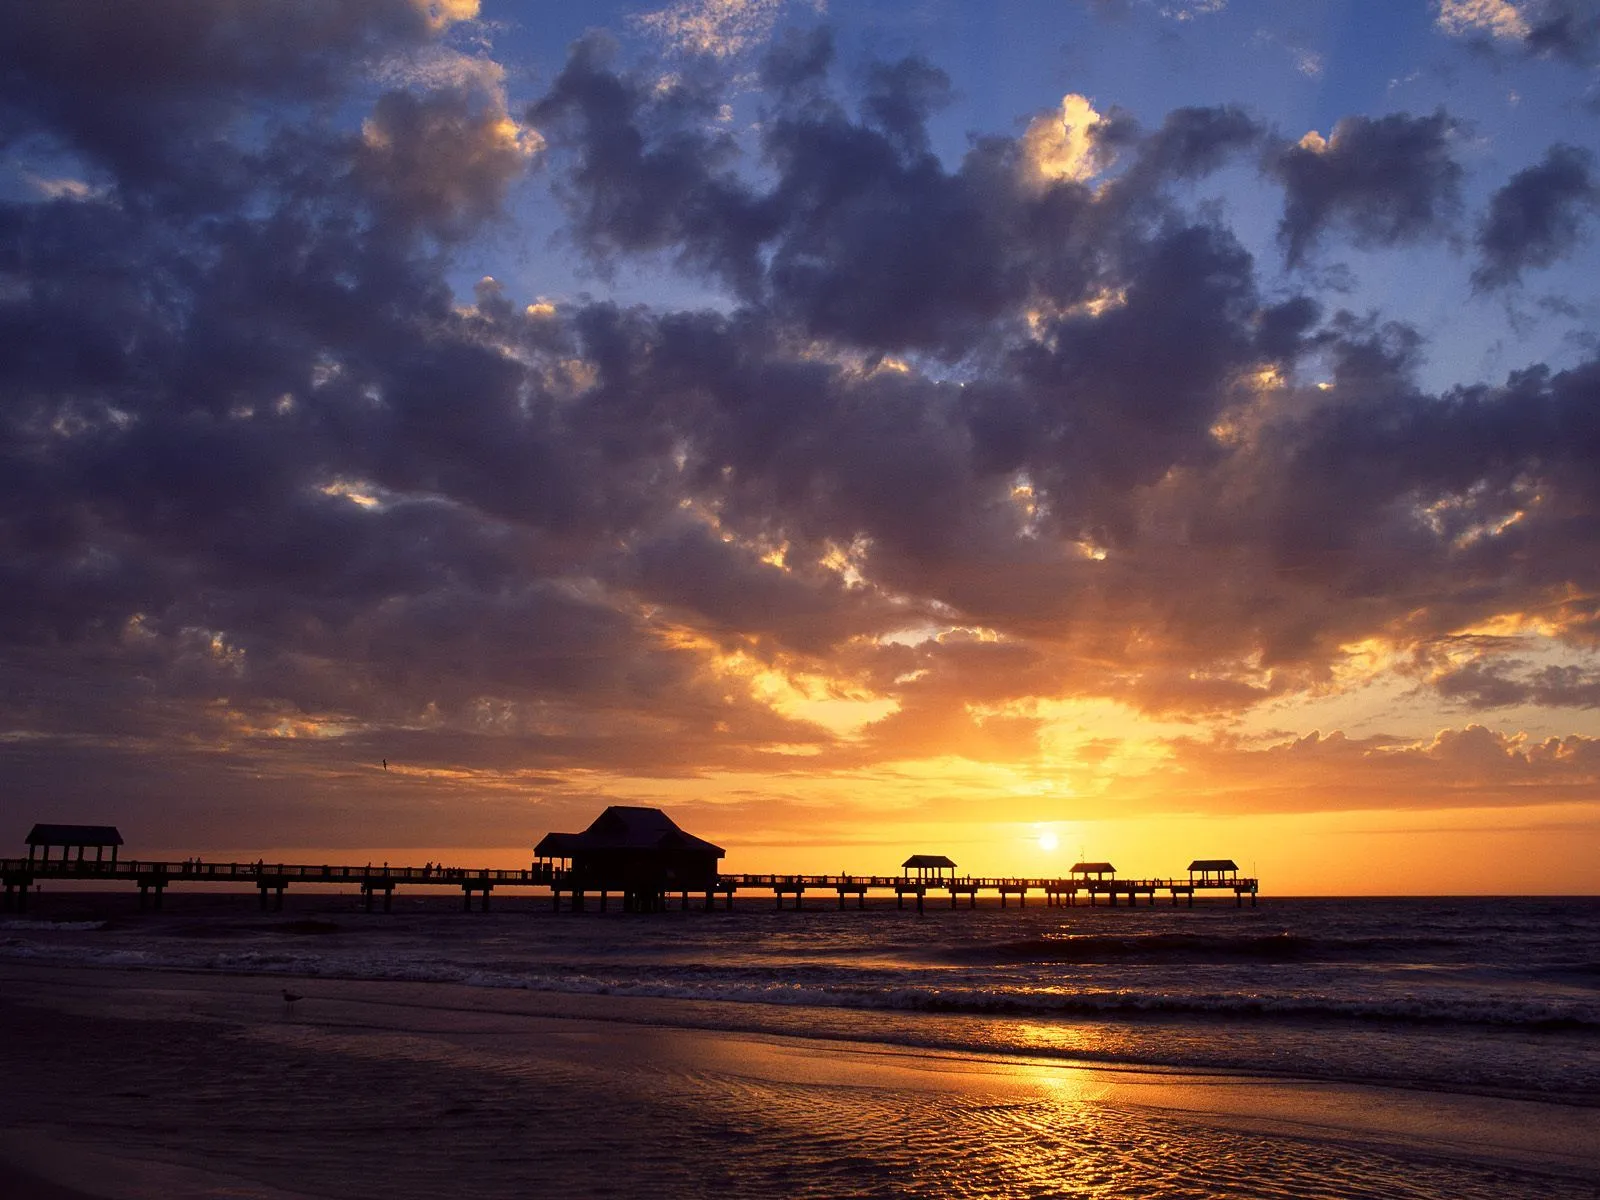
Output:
[[706, 890, 716, 912], [915, 890, 923, 915], [896, 892, 904, 910]]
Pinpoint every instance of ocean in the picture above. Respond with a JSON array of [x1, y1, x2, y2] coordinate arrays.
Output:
[[2, 893, 1597, 1198]]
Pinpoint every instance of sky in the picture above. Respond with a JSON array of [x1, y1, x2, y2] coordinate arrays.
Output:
[[3, 0, 1600, 893]]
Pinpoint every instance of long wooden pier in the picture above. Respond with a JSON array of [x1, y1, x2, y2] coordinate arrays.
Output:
[[0, 857, 1259, 913]]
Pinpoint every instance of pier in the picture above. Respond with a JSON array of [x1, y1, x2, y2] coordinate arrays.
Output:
[[4, 819, 1258, 913], [0, 859, 1259, 913]]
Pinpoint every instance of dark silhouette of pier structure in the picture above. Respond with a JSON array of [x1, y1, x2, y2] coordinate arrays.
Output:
[[3, 816, 1260, 913]]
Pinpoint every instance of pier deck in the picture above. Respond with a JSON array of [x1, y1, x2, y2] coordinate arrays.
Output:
[[0, 857, 1259, 912]]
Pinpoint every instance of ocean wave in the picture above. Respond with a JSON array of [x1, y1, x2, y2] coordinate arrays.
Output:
[[954, 931, 1470, 966], [6, 937, 1595, 1030]]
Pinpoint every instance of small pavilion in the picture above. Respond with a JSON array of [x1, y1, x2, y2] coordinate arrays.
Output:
[[1069, 861, 1116, 880], [1188, 859, 1239, 884], [26, 824, 123, 865], [902, 854, 956, 883]]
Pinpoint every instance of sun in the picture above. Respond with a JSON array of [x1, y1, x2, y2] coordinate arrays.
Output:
[[1037, 829, 1059, 853]]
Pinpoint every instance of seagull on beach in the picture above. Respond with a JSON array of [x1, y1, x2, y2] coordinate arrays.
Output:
[[281, 988, 304, 1005]]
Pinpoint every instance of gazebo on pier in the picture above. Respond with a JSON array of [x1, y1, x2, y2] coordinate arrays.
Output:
[[1069, 861, 1116, 880], [26, 824, 123, 867], [902, 854, 957, 883], [1188, 859, 1239, 884]]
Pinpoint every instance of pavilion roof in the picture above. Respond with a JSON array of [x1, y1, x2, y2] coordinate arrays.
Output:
[[26, 823, 123, 847], [535, 806, 724, 859]]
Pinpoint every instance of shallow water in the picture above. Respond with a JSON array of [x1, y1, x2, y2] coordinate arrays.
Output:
[[1, 966, 1596, 1200], [5, 893, 1597, 1101]]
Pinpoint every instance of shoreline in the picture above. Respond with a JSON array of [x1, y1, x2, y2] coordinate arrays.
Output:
[[3, 961, 1597, 1198]]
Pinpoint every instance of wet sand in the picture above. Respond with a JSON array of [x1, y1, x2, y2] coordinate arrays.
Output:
[[2, 962, 1596, 1199]]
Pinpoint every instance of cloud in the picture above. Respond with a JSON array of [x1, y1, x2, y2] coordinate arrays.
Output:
[[3, 18, 1600, 836], [0, 0, 474, 195], [1436, 0, 1600, 65], [1432, 660, 1600, 707], [1473, 143, 1600, 289], [633, 0, 816, 59], [1019, 94, 1108, 188], [1141, 725, 1600, 814], [356, 80, 540, 243], [1436, 0, 1531, 40], [1267, 111, 1465, 267]]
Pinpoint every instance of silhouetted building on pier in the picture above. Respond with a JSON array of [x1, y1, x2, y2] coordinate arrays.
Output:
[[902, 854, 957, 882], [1188, 859, 1239, 884], [1069, 861, 1115, 880], [535, 806, 723, 911], [26, 824, 122, 866]]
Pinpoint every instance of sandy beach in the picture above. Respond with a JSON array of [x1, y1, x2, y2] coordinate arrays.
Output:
[[2, 960, 1596, 1199]]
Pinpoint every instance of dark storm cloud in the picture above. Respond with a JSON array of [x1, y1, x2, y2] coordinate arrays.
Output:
[[529, 34, 770, 292], [1473, 143, 1600, 289], [354, 84, 533, 243], [536, 42, 1273, 372], [1108, 104, 1264, 185], [0, 0, 454, 197], [1450, 0, 1600, 67], [1267, 111, 1464, 267], [1524, 1, 1600, 65], [1432, 660, 1600, 709]]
